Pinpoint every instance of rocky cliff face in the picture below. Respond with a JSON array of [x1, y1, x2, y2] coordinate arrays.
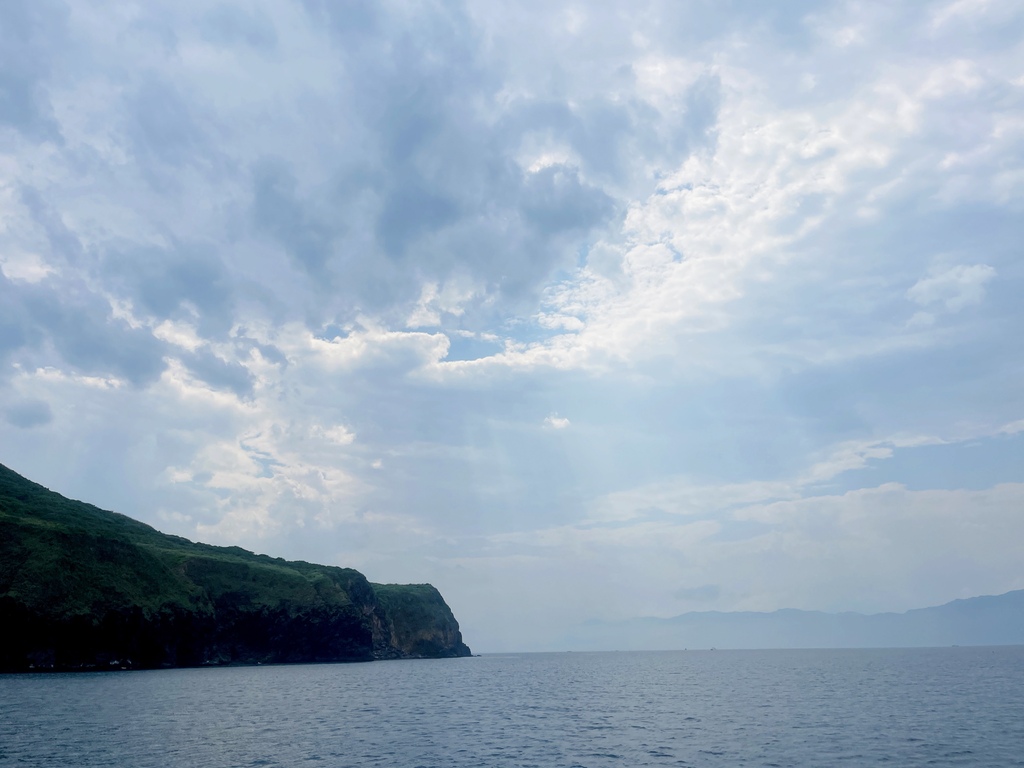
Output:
[[374, 583, 473, 658], [0, 463, 471, 671]]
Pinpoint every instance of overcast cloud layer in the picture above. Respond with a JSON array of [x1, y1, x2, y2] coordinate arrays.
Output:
[[2, 0, 1023, 652]]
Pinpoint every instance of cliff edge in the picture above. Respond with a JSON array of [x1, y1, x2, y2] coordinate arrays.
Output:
[[0, 462, 471, 671]]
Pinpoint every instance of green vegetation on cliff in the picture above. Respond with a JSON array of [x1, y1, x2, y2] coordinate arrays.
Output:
[[0, 463, 471, 671], [375, 583, 472, 658]]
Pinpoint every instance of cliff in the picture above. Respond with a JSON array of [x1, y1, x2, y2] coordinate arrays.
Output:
[[0, 462, 471, 671]]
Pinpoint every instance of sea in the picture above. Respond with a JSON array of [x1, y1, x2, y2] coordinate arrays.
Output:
[[1, 647, 1022, 767]]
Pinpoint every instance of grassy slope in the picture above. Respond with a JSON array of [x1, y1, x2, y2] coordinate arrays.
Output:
[[0, 463, 470, 668], [0, 463, 363, 617]]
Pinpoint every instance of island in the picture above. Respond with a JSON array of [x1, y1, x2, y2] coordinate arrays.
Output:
[[0, 462, 471, 671]]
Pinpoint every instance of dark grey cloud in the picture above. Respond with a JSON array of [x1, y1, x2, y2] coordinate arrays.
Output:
[[502, 96, 657, 187], [252, 161, 340, 279], [4, 398, 53, 429], [19, 185, 85, 266], [234, 328, 288, 368], [0, 311, 29, 365], [129, 77, 206, 167], [234, 0, 707, 321], [181, 347, 253, 398], [680, 74, 721, 152], [376, 182, 460, 258], [0, 0, 65, 138], [255, 342, 287, 367], [4, 0, 732, 369], [0, 276, 40, 369], [16, 280, 168, 386], [520, 164, 615, 236], [10, 185, 237, 386], [105, 244, 236, 336]]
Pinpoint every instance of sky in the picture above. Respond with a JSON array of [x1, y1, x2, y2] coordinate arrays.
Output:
[[2, 0, 1023, 653]]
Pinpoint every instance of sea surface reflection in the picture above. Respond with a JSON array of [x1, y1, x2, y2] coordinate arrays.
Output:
[[2, 646, 1022, 767]]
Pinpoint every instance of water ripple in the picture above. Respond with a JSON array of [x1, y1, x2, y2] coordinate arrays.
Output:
[[1, 647, 1023, 767]]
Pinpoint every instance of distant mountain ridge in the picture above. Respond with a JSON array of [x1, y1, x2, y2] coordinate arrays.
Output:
[[0, 462, 471, 671], [565, 591, 1024, 651]]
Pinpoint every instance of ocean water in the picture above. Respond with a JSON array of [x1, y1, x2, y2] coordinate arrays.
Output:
[[1, 647, 1022, 767]]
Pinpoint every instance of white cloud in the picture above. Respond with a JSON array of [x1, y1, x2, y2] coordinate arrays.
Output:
[[301, 323, 451, 373], [0, 250, 55, 283], [152, 319, 205, 351], [907, 263, 997, 312], [406, 279, 479, 329], [930, 0, 1003, 31], [544, 413, 571, 430], [312, 424, 356, 446], [584, 434, 951, 525]]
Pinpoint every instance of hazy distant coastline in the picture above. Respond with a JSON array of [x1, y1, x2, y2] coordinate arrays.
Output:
[[563, 590, 1024, 651]]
